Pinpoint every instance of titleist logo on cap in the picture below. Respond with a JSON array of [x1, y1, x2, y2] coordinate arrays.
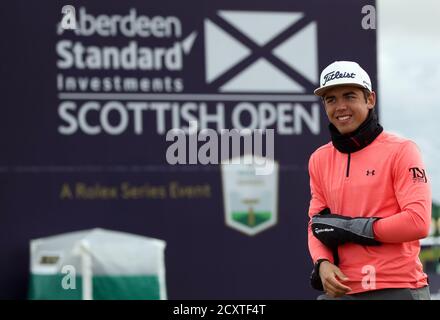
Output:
[[323, 71, 356, 85]]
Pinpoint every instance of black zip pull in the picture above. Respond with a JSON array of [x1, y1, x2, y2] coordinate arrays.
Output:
[[346, 153, 351, 177]]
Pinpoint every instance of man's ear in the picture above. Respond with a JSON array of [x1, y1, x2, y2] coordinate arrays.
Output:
[[367, 91, 376, 109]]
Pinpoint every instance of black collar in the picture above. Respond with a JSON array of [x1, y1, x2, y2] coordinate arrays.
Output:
[[329, 110, 383, 153]]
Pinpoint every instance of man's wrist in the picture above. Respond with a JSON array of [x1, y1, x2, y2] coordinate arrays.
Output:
[[315, 258, 330, 274], [310, 259, 330, 291]]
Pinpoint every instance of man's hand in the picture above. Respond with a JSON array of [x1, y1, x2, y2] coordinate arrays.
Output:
[[319, 260, 352, 298]]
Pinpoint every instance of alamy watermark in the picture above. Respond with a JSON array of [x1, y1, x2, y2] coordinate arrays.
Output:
[[61, 5, 77, 30], [61, 265, 76, 290], [165, 121, 275, 175], [361, 5, 376, 30], [361, 264, 376, 290]]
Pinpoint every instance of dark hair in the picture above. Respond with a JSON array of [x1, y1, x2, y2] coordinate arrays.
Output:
[[362, 89, 371, 103]]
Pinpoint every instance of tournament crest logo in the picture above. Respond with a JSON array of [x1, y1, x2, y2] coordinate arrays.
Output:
[[221, 155, 278, 236]]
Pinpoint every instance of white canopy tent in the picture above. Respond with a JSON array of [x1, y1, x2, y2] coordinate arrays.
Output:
[[29, 228, 167, 300]]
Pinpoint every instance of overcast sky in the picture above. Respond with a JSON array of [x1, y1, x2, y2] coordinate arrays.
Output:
[[378, 0, 440, 203]]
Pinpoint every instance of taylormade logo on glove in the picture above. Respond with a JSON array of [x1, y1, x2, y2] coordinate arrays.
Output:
[[314, 227, 335, 234]]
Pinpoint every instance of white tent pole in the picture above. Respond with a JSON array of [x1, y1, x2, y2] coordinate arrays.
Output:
[[80, 241, 93, 300], [157, 240, 167, 300]]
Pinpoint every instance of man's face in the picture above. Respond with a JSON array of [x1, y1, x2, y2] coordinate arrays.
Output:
[[322, 86, 376, 135]]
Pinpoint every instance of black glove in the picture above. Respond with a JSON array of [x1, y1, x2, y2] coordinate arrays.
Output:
[[312, 209, 381, 248], [310, 259, 328, 291], [309, 209, 340, 291]]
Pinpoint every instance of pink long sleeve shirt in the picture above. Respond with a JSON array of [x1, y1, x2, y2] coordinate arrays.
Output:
[[308, 131, 431, 294]]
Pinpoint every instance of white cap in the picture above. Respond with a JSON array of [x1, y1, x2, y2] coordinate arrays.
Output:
[[314, 61, 372, 96]]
